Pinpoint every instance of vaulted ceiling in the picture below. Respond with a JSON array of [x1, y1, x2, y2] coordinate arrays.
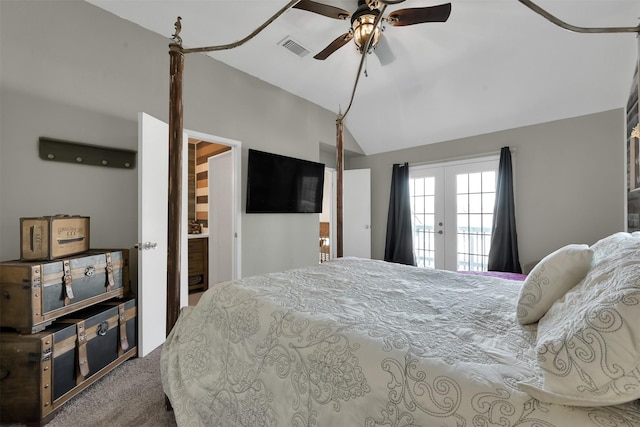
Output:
[[86, 0, 639, 155]]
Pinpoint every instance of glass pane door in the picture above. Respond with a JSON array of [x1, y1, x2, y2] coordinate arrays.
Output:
[[409, 169, 444, 268], [449, 169, 496, 271], [411, 157, 498, 271]]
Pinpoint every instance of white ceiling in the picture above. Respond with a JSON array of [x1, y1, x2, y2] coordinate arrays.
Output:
[[86, 0, 639, 155]]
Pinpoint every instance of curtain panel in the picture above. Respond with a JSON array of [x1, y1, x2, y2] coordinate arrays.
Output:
[[488, 147, 522, 273], [384, 163, 416, 266]]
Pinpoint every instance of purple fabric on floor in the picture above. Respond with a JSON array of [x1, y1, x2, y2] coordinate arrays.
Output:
[[457, 270, 527, 281]]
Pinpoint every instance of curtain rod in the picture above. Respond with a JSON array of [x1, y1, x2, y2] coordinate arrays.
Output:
[[408, 147, 516, 168]]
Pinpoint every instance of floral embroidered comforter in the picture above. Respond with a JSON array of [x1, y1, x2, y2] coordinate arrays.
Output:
[[160, 257, 640, 426]]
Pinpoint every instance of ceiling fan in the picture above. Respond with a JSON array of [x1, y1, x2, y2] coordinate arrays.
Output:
[[293, 0, 452, 62]]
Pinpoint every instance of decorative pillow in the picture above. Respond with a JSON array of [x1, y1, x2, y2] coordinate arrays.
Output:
[[589, 232, 636, 265], [516, 244, 593, 324], [518, 233, 640, 406]]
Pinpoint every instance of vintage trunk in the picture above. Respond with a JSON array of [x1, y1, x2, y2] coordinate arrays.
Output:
[[0, 249, 129, 333], [0, 297, 137, 426], [20, 215, 90, 261]]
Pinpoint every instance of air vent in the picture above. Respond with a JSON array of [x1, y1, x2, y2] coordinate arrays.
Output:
[[278, 37, 310, 58]]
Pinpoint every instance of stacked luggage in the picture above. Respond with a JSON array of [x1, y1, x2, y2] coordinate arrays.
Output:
[[0, 215, 137, 426]]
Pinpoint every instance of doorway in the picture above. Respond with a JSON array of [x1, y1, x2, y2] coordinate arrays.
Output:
[[409, 156, 499, 271], [319, 168, 334, 262], [186, 129, 242, 290], [187, 138, 228, 294], [138, 113, 242, 356], [320, 168, 371, 261]]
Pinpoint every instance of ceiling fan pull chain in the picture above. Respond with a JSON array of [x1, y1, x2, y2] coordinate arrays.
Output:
[[364, 54, 369, 77]]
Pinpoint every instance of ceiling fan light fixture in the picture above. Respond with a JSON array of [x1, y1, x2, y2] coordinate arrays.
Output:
[[364, 0, 381, 10], [352, 13, 381, 53]]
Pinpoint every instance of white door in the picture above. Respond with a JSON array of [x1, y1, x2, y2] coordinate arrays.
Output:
[[137, 112, 188, 357], [208, 151, 234, 284], [343, 168, 371, 258], [410, 157, 499, 271]]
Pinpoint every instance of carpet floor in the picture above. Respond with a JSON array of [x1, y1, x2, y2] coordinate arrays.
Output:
[[1, 345, 178, 427]]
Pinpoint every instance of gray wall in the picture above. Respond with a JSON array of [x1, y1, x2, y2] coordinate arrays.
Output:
[[0, 1, 628, 281], [350, 108, 626, 270], [0, 0, 363, 278]]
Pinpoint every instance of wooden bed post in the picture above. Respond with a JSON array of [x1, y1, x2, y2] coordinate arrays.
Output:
[[167, 41, 184, 338], [336, 117, 344, 258], [163, 4, 298, 341]]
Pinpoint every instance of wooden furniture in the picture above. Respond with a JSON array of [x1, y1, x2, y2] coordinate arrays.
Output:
[[20, 215, 90, 261], [0, 249, 136, 426], [0, 249, 129, 333], [188, 236, 208, 293], [0, 297, 137, 426], [319, 222, 330, 263]]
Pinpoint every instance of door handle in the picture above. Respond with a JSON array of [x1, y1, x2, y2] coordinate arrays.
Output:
[[135, 242, 158, 250]]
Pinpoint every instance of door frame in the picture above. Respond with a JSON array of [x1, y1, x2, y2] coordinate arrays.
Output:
[[186, 128, 242, 281]]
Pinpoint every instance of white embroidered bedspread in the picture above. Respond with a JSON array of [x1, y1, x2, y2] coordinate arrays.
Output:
[[160, 257, 640, 426]]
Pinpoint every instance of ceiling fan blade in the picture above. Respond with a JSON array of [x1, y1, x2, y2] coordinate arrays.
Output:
[[292, 0, 350, 20], [386, 3, 452, 27], [374, 34, 395, 66], [314, 32, 354, 60]]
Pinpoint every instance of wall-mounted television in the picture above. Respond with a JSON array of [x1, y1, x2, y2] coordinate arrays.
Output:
[[246, 149, 325, 213]]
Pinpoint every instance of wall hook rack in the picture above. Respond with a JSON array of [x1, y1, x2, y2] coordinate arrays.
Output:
[[39, 137, 137, 169]]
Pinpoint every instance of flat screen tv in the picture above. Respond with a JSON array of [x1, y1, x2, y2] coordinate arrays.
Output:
[[246, 149, 325, 213]]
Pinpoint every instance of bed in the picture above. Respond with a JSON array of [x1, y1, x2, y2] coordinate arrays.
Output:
[[161, 232, 640, 426]]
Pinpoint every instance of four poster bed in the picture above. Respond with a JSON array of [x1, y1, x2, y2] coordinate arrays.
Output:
[[161, 232, 640, 426], [160, 2, 640, 426]]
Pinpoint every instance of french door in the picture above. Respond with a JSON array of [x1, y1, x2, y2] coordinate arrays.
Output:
[[409, 156, 499, 271]]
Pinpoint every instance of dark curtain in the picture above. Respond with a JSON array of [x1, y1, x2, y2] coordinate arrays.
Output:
[[488, 147, 522, 273], [384, 163, 416, 266]]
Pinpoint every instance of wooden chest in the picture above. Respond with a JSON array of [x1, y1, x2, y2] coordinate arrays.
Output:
[[0, 296, 137, 425], [21, 215, 90, 260], [0, 249, 129, 333]]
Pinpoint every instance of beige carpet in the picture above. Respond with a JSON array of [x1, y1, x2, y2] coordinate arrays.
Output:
[[2, 293, 206, 427], [1, 345, 178, 427]]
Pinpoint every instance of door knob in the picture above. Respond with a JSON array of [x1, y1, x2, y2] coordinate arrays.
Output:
[[135, 242, 158, 250]]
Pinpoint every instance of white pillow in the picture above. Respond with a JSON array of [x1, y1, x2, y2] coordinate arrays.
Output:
[[589, 232, 635, 265], [518, 233, 640, 406], [516, 244, 592, 324]]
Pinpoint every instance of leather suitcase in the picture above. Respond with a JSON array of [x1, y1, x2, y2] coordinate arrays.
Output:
[[20, 215, 90, 260], [0, 296, 137, 425], [0, 249, 129, 333]]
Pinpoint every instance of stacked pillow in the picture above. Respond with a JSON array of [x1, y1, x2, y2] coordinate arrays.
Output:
[[518, 232, 640, 406], [516, 244, 593, 324]]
